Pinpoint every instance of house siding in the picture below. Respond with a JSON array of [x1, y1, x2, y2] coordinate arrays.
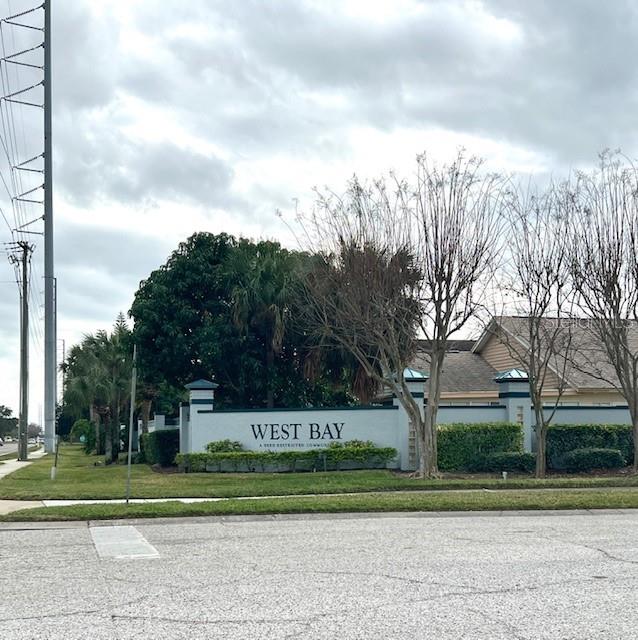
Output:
[[479, 331, 562, 389], [480, 331, 522, 372]]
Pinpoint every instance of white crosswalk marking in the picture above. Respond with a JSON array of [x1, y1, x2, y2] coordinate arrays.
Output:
[[90, 525, 159, 559]]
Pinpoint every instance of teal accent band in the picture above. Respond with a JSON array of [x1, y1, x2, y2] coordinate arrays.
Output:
[[439, 405, 506, 409], [392, 392, 424, 398], [191, 399, 214, 405], [197, 405, 399, 414], [498, 391, 531, 398], [553, 405, 629, 410]]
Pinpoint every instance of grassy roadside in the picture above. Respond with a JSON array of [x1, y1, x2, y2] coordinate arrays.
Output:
[[0, 445, 41, 462], [3, 445, 638, 501], [5, 488, 638, 521]]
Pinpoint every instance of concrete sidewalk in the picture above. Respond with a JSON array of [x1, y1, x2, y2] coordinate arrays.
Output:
[[0, 447, 47, 480], [0, 448, 49, 514]]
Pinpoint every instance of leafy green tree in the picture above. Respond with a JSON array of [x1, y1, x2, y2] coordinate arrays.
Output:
[[0, 405, 17, 438], [131, 232, 357, 410], [131, 233, 242, 404]]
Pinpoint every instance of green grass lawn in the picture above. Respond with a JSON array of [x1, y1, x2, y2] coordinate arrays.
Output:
[[2, 444, 638, 501], [6, 488, 638, 522]]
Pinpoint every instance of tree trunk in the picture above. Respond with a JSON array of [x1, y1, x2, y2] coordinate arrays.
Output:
[[90, 405, 103, 455], [266, 347, 275, 409], [102, 405, 117, 465], [104, 420, 113, 464], [420, 412, 438, 477], [632, 410, 638, 474], [535, 405, 547, 478], [111, 411, 120, 463], [419, 350, 443, 478]]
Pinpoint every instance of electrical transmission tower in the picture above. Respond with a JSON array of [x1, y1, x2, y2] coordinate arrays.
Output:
[[0, 2, 54, 452]]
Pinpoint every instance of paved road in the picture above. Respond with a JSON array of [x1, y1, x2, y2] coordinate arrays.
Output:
[[0, 442, 18, 457], [1, 511, 637, 639]]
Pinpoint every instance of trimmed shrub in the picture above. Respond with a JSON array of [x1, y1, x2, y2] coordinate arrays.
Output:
[[563, 447, 625, 472], [323, 440, 397, 470], [547, 424, 633, 469], [437, 422, 522, 471], [206, 439, 244, 453], [176, 441, 398, 473], [140, 429, 180, 467], [468, 451, 536, 473]]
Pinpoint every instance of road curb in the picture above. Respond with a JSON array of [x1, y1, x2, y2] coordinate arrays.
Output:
[[2, 507, 637, 529]]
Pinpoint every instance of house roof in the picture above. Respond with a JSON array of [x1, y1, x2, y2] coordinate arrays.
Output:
[[408, 316, 638, 395], [418, 339, 475, 352], [474, 316, 638, 391], [411, 348, 499, 393]]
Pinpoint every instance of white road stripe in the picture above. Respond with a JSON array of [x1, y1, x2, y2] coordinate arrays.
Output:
[[90, 525, 159, 559]]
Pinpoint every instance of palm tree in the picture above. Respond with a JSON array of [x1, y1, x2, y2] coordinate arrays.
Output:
[[62, 316, 133, 463], [63, 338, 108, 455], [229, 241, 298, 408]]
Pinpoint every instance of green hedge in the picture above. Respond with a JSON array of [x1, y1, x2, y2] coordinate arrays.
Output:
[[140, 429, 180, 467], [437, 422, 522, 471], [563, 447, 626, 472], [177, 441, 397, 473], [547, 424, 633, 469], [206, 439, 244, 453], [468, 451, 536, 473]]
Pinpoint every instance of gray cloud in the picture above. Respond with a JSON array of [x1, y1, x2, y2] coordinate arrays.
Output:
[[55, 122, 235, 208], [53, 2, 119, 110], [4, 0, 638, 415], [55, 220, 176, 325], [114, 0, 638, 164]]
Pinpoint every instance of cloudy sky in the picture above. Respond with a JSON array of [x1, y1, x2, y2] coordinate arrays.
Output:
[[0, 0, 636, 420]]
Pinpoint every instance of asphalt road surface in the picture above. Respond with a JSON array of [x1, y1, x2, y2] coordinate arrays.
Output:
[[1, 510, 638, 639], [0, 442, 18, 457]]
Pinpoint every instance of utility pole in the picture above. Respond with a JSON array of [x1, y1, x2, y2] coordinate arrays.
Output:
[[125, 344, 137, 504], [43, 0, 56, 454], [9, 242, 33, 461]]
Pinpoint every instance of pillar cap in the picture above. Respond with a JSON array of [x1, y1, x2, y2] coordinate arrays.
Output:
[[185, 379, 219, 390], [403, 367, 428, 382], [494, 368, 528, 383]]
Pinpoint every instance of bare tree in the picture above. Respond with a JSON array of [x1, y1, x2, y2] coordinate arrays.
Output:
[[297, 176, 424, 467], [412, 153, 505, 476], [571, 154, 638, 472], [490, 183, 575, 477], [297, 152, 504, 477]]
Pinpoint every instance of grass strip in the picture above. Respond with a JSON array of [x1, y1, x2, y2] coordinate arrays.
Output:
[[4, 489, 638, 522], [3, 446, 638, 501]]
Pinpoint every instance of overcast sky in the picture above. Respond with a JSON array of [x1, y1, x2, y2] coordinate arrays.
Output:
[[0, 0, 636, 420]]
